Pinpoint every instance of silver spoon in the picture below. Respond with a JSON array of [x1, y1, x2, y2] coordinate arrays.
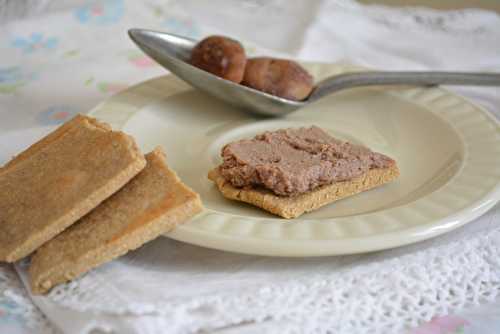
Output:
[[129, 29, 500, 117]]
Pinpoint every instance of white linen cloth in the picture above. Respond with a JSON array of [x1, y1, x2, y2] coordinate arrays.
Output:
[[0, 1, 499, 333]]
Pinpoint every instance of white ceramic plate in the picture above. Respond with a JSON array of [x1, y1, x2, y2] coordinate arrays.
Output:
[[89, 63, 500, 257]]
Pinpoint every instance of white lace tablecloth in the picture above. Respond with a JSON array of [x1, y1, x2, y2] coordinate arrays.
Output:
[[0, 1, 499, 333]]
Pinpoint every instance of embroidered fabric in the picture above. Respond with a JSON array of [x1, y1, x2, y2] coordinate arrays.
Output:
[[3, 1, 500, 333]]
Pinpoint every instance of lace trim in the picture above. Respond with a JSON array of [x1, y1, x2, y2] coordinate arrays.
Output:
[[40, 227, 500, 333]]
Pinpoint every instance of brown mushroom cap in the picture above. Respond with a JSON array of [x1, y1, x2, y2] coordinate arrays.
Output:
[[190, 36, 247, 83], [242, 57, 314, 101]]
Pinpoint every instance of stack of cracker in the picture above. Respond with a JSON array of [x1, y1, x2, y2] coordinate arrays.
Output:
[[0, 115, 203, 294]]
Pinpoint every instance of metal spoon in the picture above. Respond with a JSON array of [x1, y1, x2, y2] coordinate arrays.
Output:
[[128, 29, 500, 117]]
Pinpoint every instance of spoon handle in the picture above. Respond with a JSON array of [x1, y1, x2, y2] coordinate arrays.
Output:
[[309, 71, 500, 101]]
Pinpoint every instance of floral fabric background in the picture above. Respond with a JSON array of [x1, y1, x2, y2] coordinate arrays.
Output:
[[0, 1, 499, 333]]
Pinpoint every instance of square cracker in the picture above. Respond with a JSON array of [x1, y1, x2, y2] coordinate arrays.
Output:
[[30, 148, 203, 294], [208, 164, 399, 219], [0, 115, 146, 262]]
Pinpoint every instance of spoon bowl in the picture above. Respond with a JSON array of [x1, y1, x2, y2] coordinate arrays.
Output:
[[128, 29, 500, 117], [128, 29, 304, 116]]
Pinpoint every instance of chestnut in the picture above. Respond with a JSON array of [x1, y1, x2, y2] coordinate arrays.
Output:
[[242, 57, 314, 101], [190, 36, 247, 83]]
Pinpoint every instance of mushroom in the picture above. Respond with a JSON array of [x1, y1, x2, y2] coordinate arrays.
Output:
[[242, 57, 314, 101], [190, 36, 247, 83]]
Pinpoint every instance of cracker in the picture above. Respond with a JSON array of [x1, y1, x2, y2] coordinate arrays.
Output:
[[208, 164, 399, 219], [0, 115, 146, 262], [30, 148, 203, 294], [1, 115, 110, 172]]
